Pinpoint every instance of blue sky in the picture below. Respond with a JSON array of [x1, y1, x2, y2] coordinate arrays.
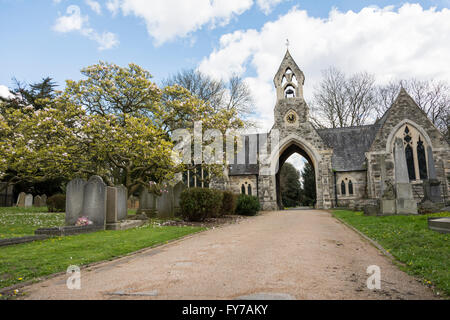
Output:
[[2, 0, 450, 172], [1, 0, 449, 89]]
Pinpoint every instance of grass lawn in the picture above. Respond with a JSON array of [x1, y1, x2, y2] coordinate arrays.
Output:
[[0, 207, 205, 292], [332, 210, 450, 297]]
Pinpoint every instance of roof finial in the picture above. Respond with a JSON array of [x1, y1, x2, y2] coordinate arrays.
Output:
[[285, 38, 290, 50]]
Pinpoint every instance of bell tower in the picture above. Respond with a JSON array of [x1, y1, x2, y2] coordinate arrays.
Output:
[[273, 49, 309, 127]]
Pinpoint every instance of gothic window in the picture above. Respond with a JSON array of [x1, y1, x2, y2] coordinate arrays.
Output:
[[285, 68, 293, 75], [284, 85, 295, 98], [341, 181, 346, 195], [248, 184, 252, 196], [292, 74, 298, 86], [348, 180, 353, 195], [417, 137, 427, 180], [405, 144, 415, 180], [396, 124, 429, 181], [241, 184, 246, 194], [281, 76, 287, 87]]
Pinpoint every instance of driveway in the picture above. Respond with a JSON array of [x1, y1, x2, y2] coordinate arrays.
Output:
[[21, 210, 437, 299]]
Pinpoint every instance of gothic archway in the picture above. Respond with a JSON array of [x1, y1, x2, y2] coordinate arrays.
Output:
[[275, 143, 316, 209]]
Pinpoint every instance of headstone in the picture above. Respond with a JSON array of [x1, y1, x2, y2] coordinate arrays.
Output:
[[82, 176, 107, 226], [363, 204, 379, 216], [24, 194, 33, 207], [157, 186, 174, 218], [138, 189, 156, 216], [41, 194, 48, 207], [394, 138, 417, 214], [106, 186, 119, 223], [33, 195, 42, 207], [117, 185, 128, 221], [173, 182, 185, 216], [66, 178, 86, 225], [422, 146, 442, 203], [16, 192, 26, 207]]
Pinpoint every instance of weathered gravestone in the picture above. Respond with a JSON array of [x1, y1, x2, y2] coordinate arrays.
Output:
[[106, 186, 119, 223], [138, 189, 157, 216], [33, 195, 42, 207], [41, 194, 47, 207], [16, 192, 26, 207], [380, 180, 396, 215], [117, 185, 128, 221], [24, 194, 33, 207], [173, 182, 185, 216], [394, 138, 417, 214], [422, 146, 442, 203], [157, 186, 174, 218], [82, 176, 107, 226], [66, 178, 86, 225]]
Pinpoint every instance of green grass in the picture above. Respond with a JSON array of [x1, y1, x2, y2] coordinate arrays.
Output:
[[0, 207, 64, 238], [332, 210, 450, 297], [0, 207, 205, 292]]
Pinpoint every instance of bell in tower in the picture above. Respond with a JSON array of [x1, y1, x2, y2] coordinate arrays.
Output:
[[273, 49, 309, 126]]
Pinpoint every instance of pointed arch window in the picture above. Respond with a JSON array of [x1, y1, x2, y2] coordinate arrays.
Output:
[[341, 181, 346, 195], [348, 180, 354, 195], [248, 184, 252, 196], [417, 137, 427, 180], [395, 124, 429, 181]]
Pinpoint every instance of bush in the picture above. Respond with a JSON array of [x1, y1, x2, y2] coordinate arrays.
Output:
[[180, 188, 223, 222], [236, 194, 260, 216], [221, 191, 238, 216], [47, 194, 66, 212]]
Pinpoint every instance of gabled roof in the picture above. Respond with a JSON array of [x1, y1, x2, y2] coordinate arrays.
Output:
[[273, 49, 305, 87], [317, 124, 381, 171]]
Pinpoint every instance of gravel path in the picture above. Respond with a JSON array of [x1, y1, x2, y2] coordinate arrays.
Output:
[[21, 210, 437, 300]]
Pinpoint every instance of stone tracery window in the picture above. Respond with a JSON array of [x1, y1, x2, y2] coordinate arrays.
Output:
[[394, 124, 429, 181], [182, 165, 210, 188], [339, 177, 354, 196]]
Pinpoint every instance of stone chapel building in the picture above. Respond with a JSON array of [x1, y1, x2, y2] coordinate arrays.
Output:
[[215, 50, 450, 210]]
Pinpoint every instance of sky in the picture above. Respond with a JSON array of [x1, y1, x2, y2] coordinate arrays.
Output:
[[1, 0, 450, 173]]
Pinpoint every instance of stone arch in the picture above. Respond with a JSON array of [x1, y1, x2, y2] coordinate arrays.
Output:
[[385, 119, 433, 153], [264, 134, 323, 209]]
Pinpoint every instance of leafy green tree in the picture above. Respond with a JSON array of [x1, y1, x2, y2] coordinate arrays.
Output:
[[280, 162, 301, 208], [299, 162, 316, 206], [0, 62, 244, 196]]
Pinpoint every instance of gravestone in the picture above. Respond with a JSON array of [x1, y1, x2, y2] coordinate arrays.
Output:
[[41, 194, 48, 207], [24, 194, 33, 207], [117, 185, 128, 221], [173, 182, 185, 216], [380, 180, 396, 215], [394, 138, 417, 214], [138, 189, 157, 216], [82, 176, 107, 226], [422, 146, 442, 203], [106, 186, 119, 223], [157, 186, 174, 218], [16, 192, 26, 207], [127, 195, 139, 209], [33, 195, 42, 207], [66, 178, 86, 225]]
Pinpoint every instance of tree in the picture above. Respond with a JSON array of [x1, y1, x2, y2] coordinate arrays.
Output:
[[163, 69, 255, 128], [299, 162, 316, 206], [0, 62, 245, 196], [0, 77, 57, 110], [279, 162, 301, 208], [311, 67, 377, 128], [376, 78, 450, 138]]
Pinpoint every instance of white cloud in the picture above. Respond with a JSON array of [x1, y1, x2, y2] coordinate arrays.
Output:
[[257, 0, 284, 15], [0, 85, 14, 100], [85, 0, 102, 15], [106, 0, 253, 45], [53, 5, 119, 50], [53, 5, 87, 33], [199, 4, 450, 131]]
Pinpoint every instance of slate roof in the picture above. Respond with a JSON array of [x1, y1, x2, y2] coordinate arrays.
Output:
[[316, 124, 381, 171]]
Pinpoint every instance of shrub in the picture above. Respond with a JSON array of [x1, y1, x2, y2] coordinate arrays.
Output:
[[47, 194, 66, 212], [236, 194, 260, 216], [221, 191, 238, 216], [180, 188, 223, 222]]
